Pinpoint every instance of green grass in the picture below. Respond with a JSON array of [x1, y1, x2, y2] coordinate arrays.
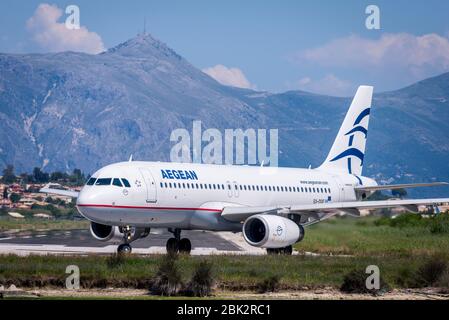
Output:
[[0, 254, 442, 290], [0, 216, 89, 231], [1, 214, 449, 292], [295, 215, 449, 257]]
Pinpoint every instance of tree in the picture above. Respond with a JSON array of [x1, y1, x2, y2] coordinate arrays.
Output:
[[33, 167, 49, 183], [10, 193, 21, 203], [2, 165, 16, 184], [50, 171, 68, 182], [70, 168, 85, 185], [19, 173, 33, 184]]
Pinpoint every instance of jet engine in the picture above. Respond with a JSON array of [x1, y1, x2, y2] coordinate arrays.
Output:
[[90, 222, 150, 242], [243, 214, 304, 248]]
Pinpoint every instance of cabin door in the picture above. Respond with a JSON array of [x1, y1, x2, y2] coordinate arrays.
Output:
[[139, 168, 157, 203]]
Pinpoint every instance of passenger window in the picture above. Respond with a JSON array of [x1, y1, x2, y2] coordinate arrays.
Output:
[[121, 179, 131, 187], [113, 178, 123, 187], [95, 178, 112, 186], [86, 177, 97, 185], [160, 182, 163, 188]]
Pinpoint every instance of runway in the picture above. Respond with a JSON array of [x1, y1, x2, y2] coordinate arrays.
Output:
[[0, 229, 267, 256]]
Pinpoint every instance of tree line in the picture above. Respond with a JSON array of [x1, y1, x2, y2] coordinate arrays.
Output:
[[1, 165, 87, 186]]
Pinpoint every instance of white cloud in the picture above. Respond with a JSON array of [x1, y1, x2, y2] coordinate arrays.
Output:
[[292, 33, 449, 80], [202, 64, 255, 89], [26, 3, 105, 54], [290, 74, 353, 97]]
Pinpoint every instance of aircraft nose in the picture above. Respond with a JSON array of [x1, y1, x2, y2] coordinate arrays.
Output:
[[76, 189, 95, 217]]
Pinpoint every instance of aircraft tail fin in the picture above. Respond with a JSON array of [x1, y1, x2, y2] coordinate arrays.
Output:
[[318, 85, 373, 176]]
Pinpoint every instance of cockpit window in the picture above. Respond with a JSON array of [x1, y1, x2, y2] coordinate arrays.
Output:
[[86, 177, 97, 186], [112, 178, 123, 187], [95, 178, 112, 186], [121, 178, 131, 188]]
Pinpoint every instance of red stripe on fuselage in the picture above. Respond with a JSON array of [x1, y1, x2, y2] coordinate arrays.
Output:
[[76, 204, 222, 212]]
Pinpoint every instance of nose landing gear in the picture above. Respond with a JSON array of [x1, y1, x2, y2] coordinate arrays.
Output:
[[166, 228, 192, 254], [117, 226, 133, 254]]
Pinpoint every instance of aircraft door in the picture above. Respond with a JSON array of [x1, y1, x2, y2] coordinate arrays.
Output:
[[333, 175, 345, 202], [139, 168, 157, 203]]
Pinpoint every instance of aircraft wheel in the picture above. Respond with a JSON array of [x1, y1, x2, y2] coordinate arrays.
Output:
[[266, 248, 277, 255], [282, 245, 293, 255], [166, 237, 179, 254], [117, 243, 132, 254], [178, 238, 192, 254]]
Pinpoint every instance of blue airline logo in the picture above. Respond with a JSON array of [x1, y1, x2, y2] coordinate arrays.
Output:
[[330, 107, 370, 176], [161, 169, 198, 180]]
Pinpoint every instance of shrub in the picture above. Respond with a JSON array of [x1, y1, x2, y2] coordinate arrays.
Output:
[[389, 213, 423, 228], [394, 267, 417, 288], [256, 275, 280, 293], [414, 257, 448, 287], [186, 260, 214, 297], [340, 269, 390, 295], [151, 253, 182, 296], [429, 214, 449, 234]]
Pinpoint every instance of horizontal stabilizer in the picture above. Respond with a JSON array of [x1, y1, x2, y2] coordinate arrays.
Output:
[[355, 182, 448, 192]]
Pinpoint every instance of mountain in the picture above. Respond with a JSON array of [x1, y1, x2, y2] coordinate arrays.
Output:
[[0, 33, 448, 197]]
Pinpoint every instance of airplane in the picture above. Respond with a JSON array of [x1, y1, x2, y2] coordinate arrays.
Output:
[[40, 85, 449, 255]]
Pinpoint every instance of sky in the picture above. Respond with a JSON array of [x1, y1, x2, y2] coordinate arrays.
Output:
[[1, 0, 449, 96]]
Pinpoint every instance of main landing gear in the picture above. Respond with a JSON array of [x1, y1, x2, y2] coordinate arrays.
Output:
[[117, 226, 133, 254], [166, 228, 192, 255], [266, 245, 293, 255]]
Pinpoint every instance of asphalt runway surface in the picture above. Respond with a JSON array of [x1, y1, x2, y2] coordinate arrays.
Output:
[[0, 228, 266, 255]]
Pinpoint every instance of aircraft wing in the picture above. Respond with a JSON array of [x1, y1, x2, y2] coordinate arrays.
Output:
[[40, 185, 79, 198], [355, 182, 448, 192], [221, 198, 449, 225]]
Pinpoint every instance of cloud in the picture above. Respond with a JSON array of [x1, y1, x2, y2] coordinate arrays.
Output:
[[202, 64, 255, 89], [289, 74, 353, 97], [292, 33, 449, 81], [26, 3, 105, 54]]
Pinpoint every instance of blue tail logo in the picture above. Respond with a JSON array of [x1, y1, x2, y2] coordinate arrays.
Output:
[[329, 107, 370, 174]]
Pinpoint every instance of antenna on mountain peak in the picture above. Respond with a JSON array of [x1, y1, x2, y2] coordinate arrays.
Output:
[[143, 17, 147, 35]]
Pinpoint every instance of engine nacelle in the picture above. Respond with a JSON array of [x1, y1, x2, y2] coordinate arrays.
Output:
[[90, 222, 150, 242], [243, 214, 304, 248]]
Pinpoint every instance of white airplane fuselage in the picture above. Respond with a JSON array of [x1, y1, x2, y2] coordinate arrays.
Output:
[[76, 161, 377, 232]]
